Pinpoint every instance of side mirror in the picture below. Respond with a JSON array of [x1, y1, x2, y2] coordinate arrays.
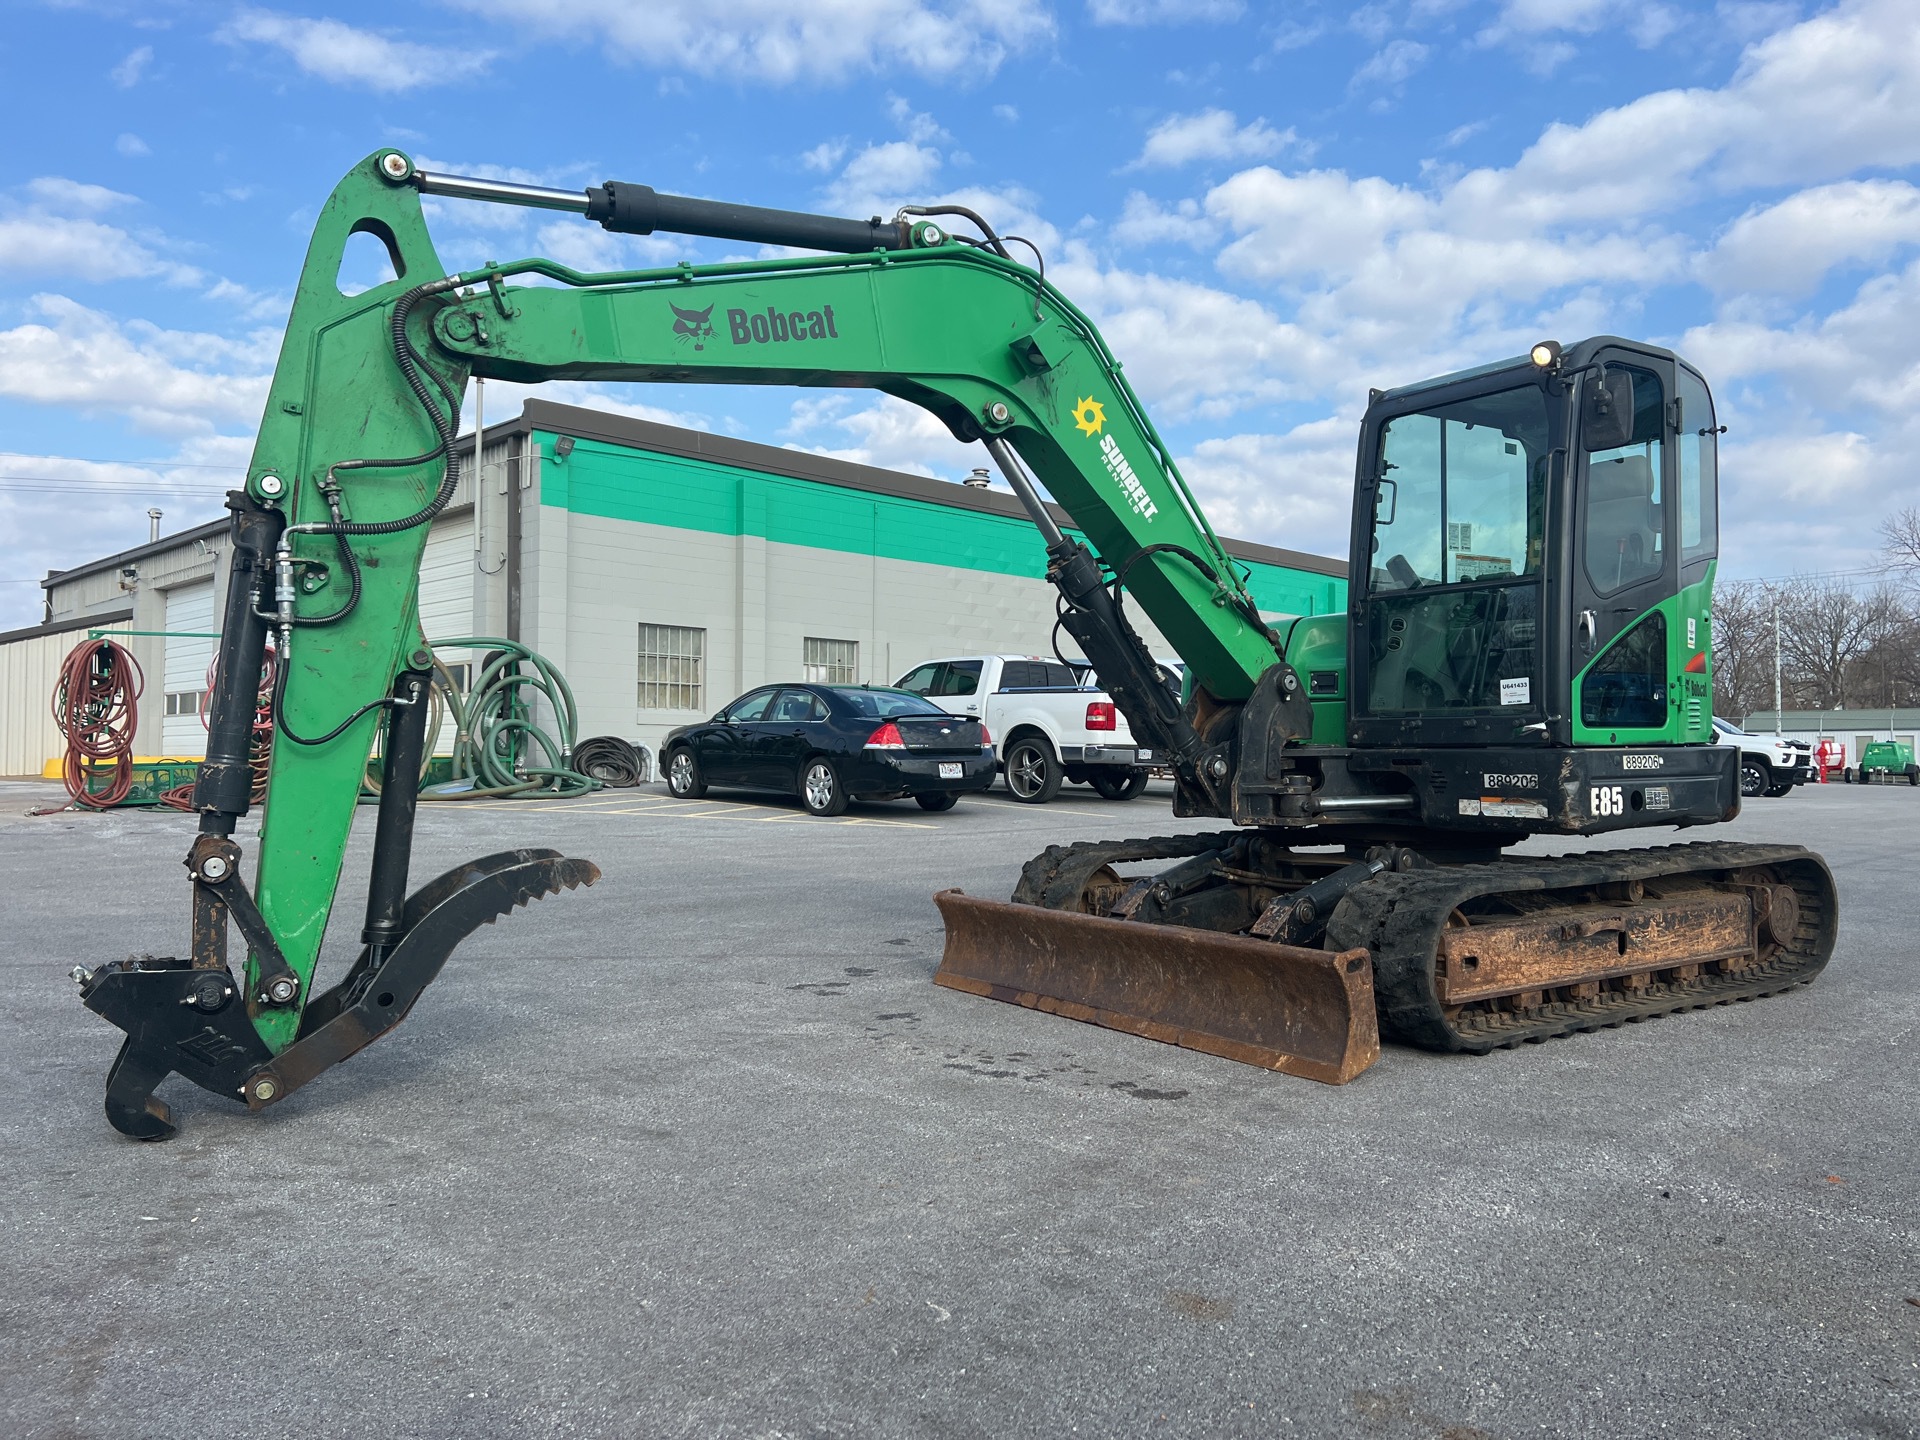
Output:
[[1582, 370, 1635, 452]]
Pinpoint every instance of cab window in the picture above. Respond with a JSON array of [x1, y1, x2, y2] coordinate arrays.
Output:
[[1677, 367, 1718, 567], [1583, 365, 1666, 595]]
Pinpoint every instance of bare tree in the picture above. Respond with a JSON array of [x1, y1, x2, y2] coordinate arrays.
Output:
[[1775, 578, 1902, 709], [1882, 506, 1920, 573], [1710, 579, 1778, 721]]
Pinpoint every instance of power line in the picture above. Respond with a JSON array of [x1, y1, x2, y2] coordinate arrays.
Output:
[[0, 451, 246, 471]]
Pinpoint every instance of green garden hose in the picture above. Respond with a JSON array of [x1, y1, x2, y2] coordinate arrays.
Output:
[[418, 637, 599, 800]]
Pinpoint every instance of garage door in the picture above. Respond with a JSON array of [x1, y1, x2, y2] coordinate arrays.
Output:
[[162, 581, 216, 757], [417, 512, 475, 648]]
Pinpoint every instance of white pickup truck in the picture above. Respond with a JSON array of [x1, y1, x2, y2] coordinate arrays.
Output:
[[893, 654, 1155, 803]]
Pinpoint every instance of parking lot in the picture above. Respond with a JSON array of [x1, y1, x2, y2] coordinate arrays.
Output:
[[2, 776, 1917, 1439]]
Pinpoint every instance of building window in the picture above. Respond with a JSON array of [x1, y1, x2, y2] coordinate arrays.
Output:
[[164, 690, 207, 718], [804, 636, 859, 685], [638, 624, 705, 710]]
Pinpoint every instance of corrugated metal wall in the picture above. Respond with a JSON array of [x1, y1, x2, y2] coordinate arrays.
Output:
[[0, 622, 130, 776]]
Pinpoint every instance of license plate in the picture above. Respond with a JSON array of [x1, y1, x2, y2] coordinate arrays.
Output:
[[1136, 749, 1154, 762], [938, 762, 963, 779]]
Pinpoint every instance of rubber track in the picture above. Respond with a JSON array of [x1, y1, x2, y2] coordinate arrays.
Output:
[[1322, 840, 1838, 1053], [1012, 831, 1242, 911], [1010, 835, 1838, 1057]]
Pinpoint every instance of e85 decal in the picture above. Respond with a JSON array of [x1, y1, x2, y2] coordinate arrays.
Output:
[[1590, 784, 1625, 817]]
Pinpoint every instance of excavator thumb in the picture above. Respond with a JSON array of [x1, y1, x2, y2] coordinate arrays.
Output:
[[932, 890, 1379, 1085], [78, 848, 598, 1140]]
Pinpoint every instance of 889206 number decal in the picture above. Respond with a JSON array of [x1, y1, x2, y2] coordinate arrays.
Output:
[[1590, 784, 1625, 817]]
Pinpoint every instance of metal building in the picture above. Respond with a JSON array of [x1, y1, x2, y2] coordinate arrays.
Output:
[[2, 401, 1347, 774]]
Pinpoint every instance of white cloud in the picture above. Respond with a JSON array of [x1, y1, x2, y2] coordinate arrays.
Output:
[[0, 296, 274, 436], [820, 141, 946, 216], [1087, 0, 1242, 22], [1176, 417, 1357, 558], [220, 10, 494, 91], [801, 141, 848, 173], [782, 393, 977, 478], [0, 179, 203, 287], [1351, 38, 1429, 91], [1705, 181, 1920, 297], [530, 220, 683, 274], [1126, 109, 1295, 170], [449, 0, 1054, 84], [115, 133, 150, 158], [1111, 192, 1215, 248], [110, 45, 152, 87]]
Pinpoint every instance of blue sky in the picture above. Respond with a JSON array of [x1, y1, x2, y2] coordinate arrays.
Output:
[[3, 0, 1918, 628]]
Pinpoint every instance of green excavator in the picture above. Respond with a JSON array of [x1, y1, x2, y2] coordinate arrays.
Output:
[[72, 152, 1837, 1137]]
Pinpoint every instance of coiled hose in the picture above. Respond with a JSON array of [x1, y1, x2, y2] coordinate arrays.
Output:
[[52, 638, 143, 809], [573, 734, 651, 786], [418, 638, 599, 800]]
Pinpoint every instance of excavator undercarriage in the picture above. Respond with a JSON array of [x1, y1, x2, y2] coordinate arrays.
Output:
[[937, 834, 1836, 1080]]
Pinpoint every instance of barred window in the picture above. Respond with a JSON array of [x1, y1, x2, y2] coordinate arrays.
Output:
[[638, 624, 705, 710], [803, 636, 859, 685]]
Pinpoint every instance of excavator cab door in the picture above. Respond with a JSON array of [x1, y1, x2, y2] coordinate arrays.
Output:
[[1566, 347, 1706, 746], [1349, 371, 1558, 747]]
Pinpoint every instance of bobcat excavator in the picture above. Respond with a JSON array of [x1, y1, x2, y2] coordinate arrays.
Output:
[[72, 152, 1837, 1138]]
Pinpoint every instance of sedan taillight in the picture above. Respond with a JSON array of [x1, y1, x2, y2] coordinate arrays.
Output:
[[1086, 701, 1117, 731], [865, 721, 906, 749], [980, 724, 992, 748]]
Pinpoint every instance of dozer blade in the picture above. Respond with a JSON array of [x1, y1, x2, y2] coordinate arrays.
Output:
[[932, 889, 1379, 1084]]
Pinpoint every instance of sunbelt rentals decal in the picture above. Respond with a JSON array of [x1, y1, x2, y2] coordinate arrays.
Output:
[[1072, 396, 1157, 522]]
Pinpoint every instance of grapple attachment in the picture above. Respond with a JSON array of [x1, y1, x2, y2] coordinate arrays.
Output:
[[932, 889, 1379, 1085]]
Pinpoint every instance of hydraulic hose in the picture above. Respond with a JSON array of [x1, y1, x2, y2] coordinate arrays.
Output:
[[51, 638, 144, 809]]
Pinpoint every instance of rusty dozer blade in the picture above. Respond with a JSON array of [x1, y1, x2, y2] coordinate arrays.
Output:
[[932, 889, 1379, 1084]]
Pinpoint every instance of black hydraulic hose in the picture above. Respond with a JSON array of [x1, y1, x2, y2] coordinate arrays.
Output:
[[303, 281, 464, 539], [271, 656, 401, 748], [896, 204, 1011, 259]]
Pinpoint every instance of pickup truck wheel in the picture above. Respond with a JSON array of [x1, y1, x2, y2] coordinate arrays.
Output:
[[1004, 736, 1064, 804], [1089, 768, 1150, 801], [666, 747, 706, 799], [1739, 758, 1769, 798], [800, 758, 849, 817], [1763, 782, 1791, 798]]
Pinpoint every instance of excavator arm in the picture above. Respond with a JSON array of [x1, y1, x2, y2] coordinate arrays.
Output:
[[72, 151, 1345, 1138]]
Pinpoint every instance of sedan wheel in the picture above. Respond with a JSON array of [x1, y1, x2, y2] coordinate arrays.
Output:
[[667, 747, 706, 798], [800, 757, 849, 817], [1004, 737, 1063, 804], [915, 792, 959, 812], [1738, 759, 1768, 798]]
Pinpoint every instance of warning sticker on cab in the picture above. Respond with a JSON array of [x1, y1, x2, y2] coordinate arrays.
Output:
[[1499, 676, 1531, 706]]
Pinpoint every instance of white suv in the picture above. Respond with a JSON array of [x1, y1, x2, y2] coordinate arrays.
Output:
[[1713, 717, 1813, 799]]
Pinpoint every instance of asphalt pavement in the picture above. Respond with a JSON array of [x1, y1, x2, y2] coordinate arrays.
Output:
[[1, 775, 1916, 1439]]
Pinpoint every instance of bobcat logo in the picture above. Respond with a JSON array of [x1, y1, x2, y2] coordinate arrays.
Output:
[[670, 302, 716, 351]]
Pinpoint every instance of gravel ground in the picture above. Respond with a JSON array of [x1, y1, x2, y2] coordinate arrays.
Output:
[[1, 775, 1915, 1439]]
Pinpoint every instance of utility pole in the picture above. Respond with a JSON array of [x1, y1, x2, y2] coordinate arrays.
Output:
[[1773, 601, 1783, 736]]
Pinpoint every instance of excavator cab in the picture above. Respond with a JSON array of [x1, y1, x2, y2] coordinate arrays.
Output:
[[1348, 337, 1718, 752]]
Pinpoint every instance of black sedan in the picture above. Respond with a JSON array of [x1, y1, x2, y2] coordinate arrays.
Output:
[[661, 683, 995, 816]]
